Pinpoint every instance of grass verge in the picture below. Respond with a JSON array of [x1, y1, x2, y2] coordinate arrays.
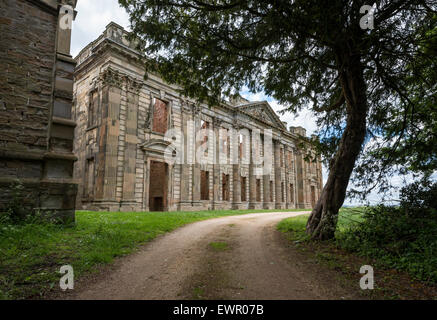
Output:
[[0, 208, 307, 300], [277, 208, 437, 299]]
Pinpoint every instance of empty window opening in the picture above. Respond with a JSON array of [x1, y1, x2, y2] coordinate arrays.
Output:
[[256, 179, 261, 202], [241, 176, 247, 202], [201, 170, 209, 200], [222, 174, 230, 201], [152, 98, 168, 134]]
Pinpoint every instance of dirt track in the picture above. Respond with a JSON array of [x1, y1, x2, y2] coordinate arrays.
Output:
[[64, 212, 362, 300]]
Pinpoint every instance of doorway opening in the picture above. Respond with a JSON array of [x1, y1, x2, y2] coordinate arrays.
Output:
[[149, 161, 168, 211]]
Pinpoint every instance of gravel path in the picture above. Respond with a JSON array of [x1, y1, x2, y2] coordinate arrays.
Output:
[[65, 212, 361, 300]]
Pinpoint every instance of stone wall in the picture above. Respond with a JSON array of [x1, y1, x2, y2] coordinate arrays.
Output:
[[0, 0, 78, 221], [73, 22, 324, 212]]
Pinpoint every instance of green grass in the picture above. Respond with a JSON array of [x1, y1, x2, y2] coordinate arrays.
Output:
[[277, 207, 366, 239], [277, 207, 437, 285], [0, 208, 309, 300], [209, 242, 229, 251]]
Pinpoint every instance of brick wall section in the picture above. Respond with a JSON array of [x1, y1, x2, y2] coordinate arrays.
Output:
[[152, 99, 168, 134]]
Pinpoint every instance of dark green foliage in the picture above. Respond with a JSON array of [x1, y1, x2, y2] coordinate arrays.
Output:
[[400, 176, 437, 211], [351, 15, 437, 199], [338, 180, 437, 283]]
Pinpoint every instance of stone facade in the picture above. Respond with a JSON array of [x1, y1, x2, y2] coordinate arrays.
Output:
[[0, 0, 78, 221], [73, 22, 323, 212]]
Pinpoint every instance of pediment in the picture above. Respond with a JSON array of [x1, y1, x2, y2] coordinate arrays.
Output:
[[140, 139, 176, 158], [238, 102, 286, 130]]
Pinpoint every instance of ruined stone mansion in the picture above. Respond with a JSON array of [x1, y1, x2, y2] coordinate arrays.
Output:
[[73, 22, 323, 212]]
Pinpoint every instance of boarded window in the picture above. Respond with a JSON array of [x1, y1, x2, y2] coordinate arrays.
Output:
[[256, 179, 261, 202], [241, 176, 247, 202], [83, 158, 95, 198], [290, 184, 294, 203], [270, 181, 274, 202], [222, 174, 230, 201], [201, 170, 209, 200], [152, 98, 168, 134], [280, 148, 284, 167]]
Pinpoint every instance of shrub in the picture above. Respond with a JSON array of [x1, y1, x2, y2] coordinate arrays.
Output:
[[338, 178, 437, 283]]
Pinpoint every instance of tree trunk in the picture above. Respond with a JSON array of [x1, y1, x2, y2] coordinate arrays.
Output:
[[306, 47, 368, 240]]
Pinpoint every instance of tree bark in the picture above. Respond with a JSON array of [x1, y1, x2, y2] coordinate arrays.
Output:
[[306, 46, 368, 240]]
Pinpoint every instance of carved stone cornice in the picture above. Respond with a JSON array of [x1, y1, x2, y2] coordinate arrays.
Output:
[[99, 67, 124, 88], [213, 117, 222, 128], [232, 118, 242, 130], [126, 76, 143, 93], [192, 103, 202, 116], [99, 67, 144, 92], [180, 99, 192, 114]]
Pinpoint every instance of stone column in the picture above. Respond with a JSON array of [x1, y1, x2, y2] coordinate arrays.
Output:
[[120, 79, 142, 211], [212, 118, 221, 209], [274, 140, 283, 209], [232, 126, 241, 209], [179, 102, 192, 210], [262, 134, 272, 209], [295, 150, 306, 209], [285, 147, 290, 209], [95, 72, 123, 211], [248, 130, 257, 209], [192, 105, 201, 206]]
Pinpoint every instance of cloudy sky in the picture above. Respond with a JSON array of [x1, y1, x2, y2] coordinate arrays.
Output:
[[71, 0, 395, 206], [71, 0, 319, 135]]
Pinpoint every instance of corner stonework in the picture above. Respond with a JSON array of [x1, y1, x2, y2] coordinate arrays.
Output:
[[0, 0, 79, 222]]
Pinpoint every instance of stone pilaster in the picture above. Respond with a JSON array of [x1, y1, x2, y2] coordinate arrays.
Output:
[[212, 117, 222, 209], [120, 78, 142, 211], [192, 104, 201, 206], [179, 102, 192, 211], [232, 126, 242, 209], [295, 150, 306, 209], [274, 140, 283, 209], [94, 69, 123, 211], [248, 130, 257, 209], [284, 147, 291, 209]]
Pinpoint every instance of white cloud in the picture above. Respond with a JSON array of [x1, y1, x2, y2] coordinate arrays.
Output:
[[71, 0, 130, 57]]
